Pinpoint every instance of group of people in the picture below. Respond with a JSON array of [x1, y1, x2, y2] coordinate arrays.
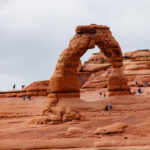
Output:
[[133, 81, 149, 95], [99, 92, 106, 98], [133, 87, 143, 95], [135, 81, 149, 87], [12, 84, 31, 101], [98, 80, 150, 111], [105, 105, 112, 111], [99, 92, 113, 111], [13, 84, 25, 90], [23, 95, 31, 101]]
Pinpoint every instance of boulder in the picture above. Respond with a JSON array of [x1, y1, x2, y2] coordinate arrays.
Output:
[[25, 80, 49, 92], [80, 49, 150, 90], [94, 122, 128, 134], [68, 127, 84, 134]]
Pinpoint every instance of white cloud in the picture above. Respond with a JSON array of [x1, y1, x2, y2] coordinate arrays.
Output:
[[0, 0, 150, 90]]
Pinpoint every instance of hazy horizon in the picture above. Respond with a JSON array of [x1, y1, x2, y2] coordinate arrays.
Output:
[[0, 0, 150, 91]]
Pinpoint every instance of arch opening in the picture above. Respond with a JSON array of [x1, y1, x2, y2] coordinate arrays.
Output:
[[80, 46, 100, 65]]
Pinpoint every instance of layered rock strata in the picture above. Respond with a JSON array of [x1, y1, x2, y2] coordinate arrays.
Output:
[[81, 49, 150, 89], [124, 49, 150, 87]]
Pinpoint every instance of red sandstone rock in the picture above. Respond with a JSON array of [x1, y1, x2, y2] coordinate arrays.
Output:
[[49, 24, 128, 96], [80, 49, 150, 90], [25, 80, 49, 92], [17, 92, 26, 97], [24, 80, 49, 96], [94, 122, 128, 134], [1, 49, 150, 98], [43, 24, 130, 122]]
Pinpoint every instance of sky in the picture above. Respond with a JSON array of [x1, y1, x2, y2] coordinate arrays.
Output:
[[0, 0, 150, 91]]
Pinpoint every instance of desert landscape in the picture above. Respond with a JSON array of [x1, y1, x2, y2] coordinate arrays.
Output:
[[1, 92, 150, 149], [1, 23, 150, 150]]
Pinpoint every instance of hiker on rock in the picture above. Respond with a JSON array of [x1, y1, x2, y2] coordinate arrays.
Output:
[[103, 92, 106, 97], [135, 81, 138, 87], [13, 84, 16, 90], [145, 81, 149, 87], [138, 87, 143, 94], [99, 92, 102, 98]]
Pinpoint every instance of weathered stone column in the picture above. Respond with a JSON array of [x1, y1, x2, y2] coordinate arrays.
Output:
[[107, 67, 130, 96]]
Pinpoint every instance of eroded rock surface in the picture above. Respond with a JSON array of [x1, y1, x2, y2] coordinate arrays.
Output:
[[68, 127, 85, 134], [49, 24, 129, 95], [42, 24, 130, 122], [25, 80, 49, 96], [80, 49, 150, 90], [94, 122, 128, 134]]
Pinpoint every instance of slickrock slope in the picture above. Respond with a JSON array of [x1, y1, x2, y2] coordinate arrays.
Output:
[[80, 49, 150, 89], [1, 93, 150, 149]]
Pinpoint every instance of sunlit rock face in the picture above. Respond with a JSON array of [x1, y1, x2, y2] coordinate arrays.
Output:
[[24, 80, 49, 96], [124, 49, 150, 87], [42, 24, 130, 120], [49, 24, 130, 96], [80, 49, 150, 90]]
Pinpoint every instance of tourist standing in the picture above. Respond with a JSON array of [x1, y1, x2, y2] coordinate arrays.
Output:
[[22, 85, 25, 90], [99, 92, 102, 98], [23, 95, 25, 100], [103, 92, 106, 98], [145, 81, 149, 87], [105, 105, 109, 111], [135, 81, 138, 87], [26, 96, 29, 101], [29, 95, 31, 101], [13, 84, 16, 90], [138, 87, 143, 94]]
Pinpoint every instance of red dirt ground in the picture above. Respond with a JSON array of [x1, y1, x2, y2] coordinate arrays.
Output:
[[1, 89, 150, 149]]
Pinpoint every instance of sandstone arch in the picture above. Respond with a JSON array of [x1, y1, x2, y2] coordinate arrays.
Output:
[[49, 24, 130, 96], [42, 24, 131, 121]]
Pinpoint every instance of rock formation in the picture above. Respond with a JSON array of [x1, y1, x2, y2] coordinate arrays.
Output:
[[81, 49, 150, 89], [49, 24, 130, 95], [79, 52, 111, 89], [0, 80, 49, 98], [24, 80, 49, 96], [0, 24, 131, 100], [42, 24, 130, 122]]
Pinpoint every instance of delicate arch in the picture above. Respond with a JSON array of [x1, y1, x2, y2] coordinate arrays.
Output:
[[49, 24, 130, 96]]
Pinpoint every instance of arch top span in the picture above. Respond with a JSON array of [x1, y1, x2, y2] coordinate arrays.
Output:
[[75, 24, 109, 34], [75, 24, 123, 68], [49, 24, 130, 96]]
